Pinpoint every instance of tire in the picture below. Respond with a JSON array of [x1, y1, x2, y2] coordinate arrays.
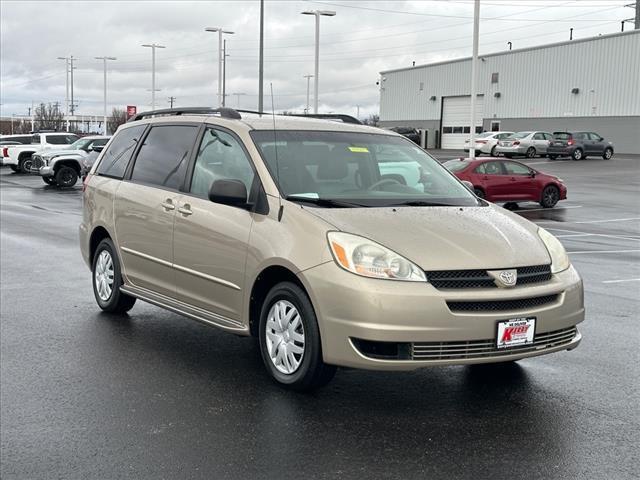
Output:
[[490, 145, 497, 157], [504, 154, 513, 159], [55, 166, 78, 188], [540, 185, 560, 208], [19, 156, 32, 174], [9, 165, 19, 172], [603, 148, 613, 160], [571, 148, 583, 161], [258, 281, 336, 391], [525, 147, 536, 159], [42, 176, 56, 186], [548, 155, 558, 160], [92, 238, 136, 314], [473, 187, 485, 199]]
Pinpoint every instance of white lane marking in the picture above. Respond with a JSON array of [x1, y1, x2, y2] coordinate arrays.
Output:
[[516, 205, 582, 213], [541, 226, 640, 242], [568, 249, 640, 254], [602, 278, 640, 284], [573, 217, 640, 224], [555, 233, 592, 238]]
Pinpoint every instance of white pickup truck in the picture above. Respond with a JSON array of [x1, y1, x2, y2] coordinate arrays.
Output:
[[1, 132, 80, 173]]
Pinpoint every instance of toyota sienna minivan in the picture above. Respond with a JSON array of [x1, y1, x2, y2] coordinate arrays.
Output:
[[79, 108, 584, 390]]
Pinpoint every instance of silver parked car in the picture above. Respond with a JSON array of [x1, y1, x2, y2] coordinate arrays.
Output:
[[495, 131, 553, 158]]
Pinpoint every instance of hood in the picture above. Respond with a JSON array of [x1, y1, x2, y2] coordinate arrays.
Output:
[[306, 204, 551, 270], [38, 148, 84, 158]]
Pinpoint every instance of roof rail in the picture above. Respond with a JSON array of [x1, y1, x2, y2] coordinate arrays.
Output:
[[129, 107, 242, 122], [235, 110, 363, 125]]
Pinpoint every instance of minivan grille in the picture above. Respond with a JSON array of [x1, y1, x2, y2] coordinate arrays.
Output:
[[426, 265, 551, 289], [447, 294, 559, 312], [411, 326, 577, 360]]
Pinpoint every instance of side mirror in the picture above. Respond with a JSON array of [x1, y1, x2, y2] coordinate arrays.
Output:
[[208, 179, 249, 208], [529, 170, 537, 178], [461, 180, 474, 191], [91, 145, 104, 153]]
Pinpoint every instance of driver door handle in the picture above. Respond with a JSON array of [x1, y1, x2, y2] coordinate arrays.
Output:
[[161, 199, 175, 211]]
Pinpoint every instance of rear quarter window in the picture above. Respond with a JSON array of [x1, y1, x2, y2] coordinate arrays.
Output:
[[95, 125, 146, 179]]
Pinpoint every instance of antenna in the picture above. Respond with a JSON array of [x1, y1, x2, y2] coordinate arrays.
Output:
[[270, 83, 283, 221]]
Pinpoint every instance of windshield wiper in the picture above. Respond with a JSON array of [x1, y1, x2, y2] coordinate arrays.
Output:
[[285, 195, 365, 208], [389, 200, 458, 207]]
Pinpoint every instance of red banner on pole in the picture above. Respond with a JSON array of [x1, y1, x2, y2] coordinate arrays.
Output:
[[126, 106, 137, 119]]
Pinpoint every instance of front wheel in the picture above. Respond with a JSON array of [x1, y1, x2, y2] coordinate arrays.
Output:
[[259, 282, 336, 391], [92, 238, 136, 313], [19, 156, 32, 174], [603, 148, 613, 160], [55, 166, 78, 188], [571, 148, 583, 161], [540, 185, 560, 208]]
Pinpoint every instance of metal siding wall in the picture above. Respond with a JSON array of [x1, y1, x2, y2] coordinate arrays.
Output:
[[380, 31, 640, 122]]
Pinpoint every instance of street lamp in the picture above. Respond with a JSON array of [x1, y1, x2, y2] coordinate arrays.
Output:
[[142, 43, 166, 110], [303, 74, 313, 114], [301, 10, 335, 114], [205, 27, 234, 107], [95, 56, 116, 135]]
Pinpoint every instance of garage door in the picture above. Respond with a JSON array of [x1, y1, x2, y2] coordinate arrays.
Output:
[[441, 96, 484, 149]]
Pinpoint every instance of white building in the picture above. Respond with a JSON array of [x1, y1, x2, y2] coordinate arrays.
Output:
[[379, 30, 640, 154]]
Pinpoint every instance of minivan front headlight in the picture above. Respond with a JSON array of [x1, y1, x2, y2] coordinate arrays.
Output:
[[327, 231, 427, 282], [538, 227, 570, 274]]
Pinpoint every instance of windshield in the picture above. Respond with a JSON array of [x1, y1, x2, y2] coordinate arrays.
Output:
[[250, 131, 479, 207], [69, 138, 93, 150], [510, 131, 532, 139]]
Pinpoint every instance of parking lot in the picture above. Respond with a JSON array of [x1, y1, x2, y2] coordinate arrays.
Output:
[[1, 153, 638, 479]]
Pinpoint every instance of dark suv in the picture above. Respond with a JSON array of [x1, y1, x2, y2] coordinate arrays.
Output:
[[547, 131, 614, 161], [389, 127, 420, 145]]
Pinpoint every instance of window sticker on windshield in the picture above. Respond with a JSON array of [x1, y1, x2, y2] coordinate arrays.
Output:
[[348, 146, 369, 153]]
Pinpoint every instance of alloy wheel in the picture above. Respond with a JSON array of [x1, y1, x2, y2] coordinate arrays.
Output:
[[94, 250, 114, 301], [265, 300, 305, 375]]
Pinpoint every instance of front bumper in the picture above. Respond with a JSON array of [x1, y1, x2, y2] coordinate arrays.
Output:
[[300, 262, 584, 370], [39, 165, 54, 177]]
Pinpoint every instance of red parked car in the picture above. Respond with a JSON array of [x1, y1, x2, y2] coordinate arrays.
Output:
[[444, 157, 567, 208]]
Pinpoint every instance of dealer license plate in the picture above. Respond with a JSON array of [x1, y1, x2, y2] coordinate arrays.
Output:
[[496, 317, 535, 349]]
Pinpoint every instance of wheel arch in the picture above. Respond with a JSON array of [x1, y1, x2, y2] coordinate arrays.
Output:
[[89, 226, 111, 264], [54, 159, 82, 173]]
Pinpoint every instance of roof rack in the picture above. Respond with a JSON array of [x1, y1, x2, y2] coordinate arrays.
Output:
[[235, 110, 363, 125], [129, 107, 242, 122]]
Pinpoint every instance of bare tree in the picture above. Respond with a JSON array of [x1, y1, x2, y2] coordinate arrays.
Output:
[[107, 107, 127, 134], [34, 103, 64, 131], [362, 114, 379, 127]]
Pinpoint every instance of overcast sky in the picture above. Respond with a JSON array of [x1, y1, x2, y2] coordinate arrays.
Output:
[[0, 0, 633, 120]]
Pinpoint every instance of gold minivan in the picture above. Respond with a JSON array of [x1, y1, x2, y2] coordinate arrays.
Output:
[[80, 108, 584, 390]]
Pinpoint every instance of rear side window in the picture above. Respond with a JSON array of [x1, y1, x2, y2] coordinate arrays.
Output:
[[444, 161, 470, 173], [130, 125, 199, 190], [96, 125, 146, 179], [47, 134, 79, 145], [574, 132, 588, 140]]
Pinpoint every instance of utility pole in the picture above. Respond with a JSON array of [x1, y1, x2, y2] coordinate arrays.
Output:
[[95, 56, 116, 135], [468, 0, 480, 161], [205, 27, 234, 108], [142, 43, 166, 110], [356, 105, 360, 120], [258, 0, 264, 113], [222, 39, 228, 107], [168, 96, 176, 108], [57, 57, 70, 131], [623, 1, 639, 29], [301, 10, 336, 114], [232, 93, 246, 108], [69, 55, 76, 116], [303, 74, 313, 114]]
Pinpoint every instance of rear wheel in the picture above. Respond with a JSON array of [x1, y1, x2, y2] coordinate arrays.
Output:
[[42, 176, 56, 186], [473, 187, 485, 199], [55, 166, 78, 188], [526, 147, 536, 158], [259, 282, 336, 391], [571, 148, 583, 161], [540, 185, 560, 208], [603, 147, 613, 160], [490, 145, 497, 156], [92, 238, 136, 313], [18, 156, 32, 173]]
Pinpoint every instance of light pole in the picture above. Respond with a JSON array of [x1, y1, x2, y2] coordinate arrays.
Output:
[[301, 10, 336, 114], [95, 56, 116, 135], [57, 56, 70, 131], [142, 43, 166, 110], [258, 0, 264, 113], [468, 0, 480, 161], [303, 74, 313, 114], [232, 93, 246, 108], [205, 27, 234, 107]]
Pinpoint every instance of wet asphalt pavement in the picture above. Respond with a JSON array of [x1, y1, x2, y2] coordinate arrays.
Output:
[[1, 154, 639, 479]]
